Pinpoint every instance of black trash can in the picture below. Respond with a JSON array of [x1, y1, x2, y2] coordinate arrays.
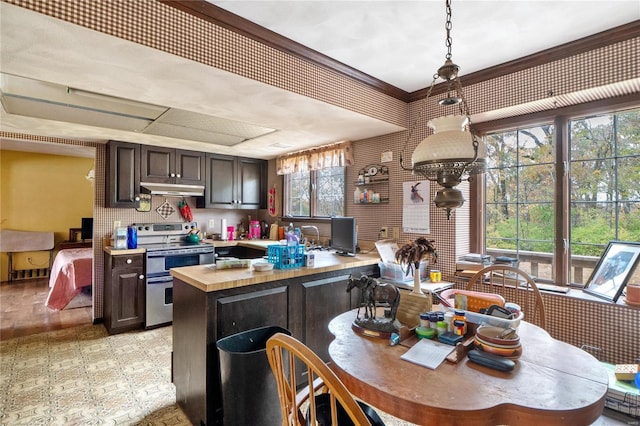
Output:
[[216, 325, 290, 426]]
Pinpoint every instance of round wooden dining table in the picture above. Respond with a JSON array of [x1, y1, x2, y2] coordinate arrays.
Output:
[[328, 309, 609, 426]]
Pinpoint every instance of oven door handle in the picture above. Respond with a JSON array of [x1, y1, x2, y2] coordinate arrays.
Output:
[[147, 275, 174, 284]]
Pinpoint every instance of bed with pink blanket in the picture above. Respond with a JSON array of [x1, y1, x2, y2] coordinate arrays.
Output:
[[45, 248, 93, 310]]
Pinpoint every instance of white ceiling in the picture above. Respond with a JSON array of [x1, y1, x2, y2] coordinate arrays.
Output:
[[212, 0, 640, 93], [1, 1, 638, 158]]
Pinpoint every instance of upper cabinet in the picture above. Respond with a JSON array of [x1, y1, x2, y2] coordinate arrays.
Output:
[[105, 140, 140, 208], [141, 146, 205, 186], [197, 154, 266, 209], [105, 142, 265, 210]]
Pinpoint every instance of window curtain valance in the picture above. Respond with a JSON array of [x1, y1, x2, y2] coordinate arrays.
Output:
[[276, 140, 354, 175]]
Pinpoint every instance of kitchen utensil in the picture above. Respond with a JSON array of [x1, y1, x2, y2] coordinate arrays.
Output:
[[186, 229, 202, 244]]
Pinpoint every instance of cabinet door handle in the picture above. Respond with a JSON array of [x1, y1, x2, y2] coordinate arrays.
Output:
[[126, 259, 132, 264], [139, 274, 145, 280], [170, 173, 176, 178], [176, 173, 181, 178]]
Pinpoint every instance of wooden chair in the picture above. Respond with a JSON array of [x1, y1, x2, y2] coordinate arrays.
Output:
[[466, 265, 547, 330], [266, 332, 385, 426]]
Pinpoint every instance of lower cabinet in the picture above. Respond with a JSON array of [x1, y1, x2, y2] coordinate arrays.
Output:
[[216, 286, 288, 339], [301, 274, 353, 363], [172, 264, 376, 426], [103, 253, 145, 335]]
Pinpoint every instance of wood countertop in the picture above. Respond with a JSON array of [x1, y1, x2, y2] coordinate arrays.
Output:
[[103, 247, 146, 255], [170, 250, 381, 292], [202, 239, 278, 250]]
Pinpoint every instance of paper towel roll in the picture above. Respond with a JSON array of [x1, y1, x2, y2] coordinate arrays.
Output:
[[221, 219, 227, 240]]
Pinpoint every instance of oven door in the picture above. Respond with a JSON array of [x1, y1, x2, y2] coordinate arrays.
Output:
[[146, 275, 174, 328], [146, 250, 215, 277]]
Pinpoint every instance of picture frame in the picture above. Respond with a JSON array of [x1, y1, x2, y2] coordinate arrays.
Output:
[[583, 241, 640, 302]]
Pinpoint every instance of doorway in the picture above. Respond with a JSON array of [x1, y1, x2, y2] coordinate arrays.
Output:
[[0, 139, 95, 339]]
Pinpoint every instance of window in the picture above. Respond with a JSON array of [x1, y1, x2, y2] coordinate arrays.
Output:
[[481, 107, 640, 286], [485, 124, 556, 281], [569, 110, 640, 283], [285, 166, 345, 218]]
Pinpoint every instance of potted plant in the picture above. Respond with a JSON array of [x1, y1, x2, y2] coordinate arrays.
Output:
[[395, 237, 438, 295]]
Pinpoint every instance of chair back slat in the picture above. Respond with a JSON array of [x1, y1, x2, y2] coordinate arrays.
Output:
[[266, 332, 373, 426], [467, 265, 547, 330]]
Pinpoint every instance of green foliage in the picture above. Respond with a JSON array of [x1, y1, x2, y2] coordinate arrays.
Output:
[[486, 109, 640, 260]]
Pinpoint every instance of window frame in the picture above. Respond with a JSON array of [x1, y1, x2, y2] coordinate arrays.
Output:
[[471, 94, 640, 286], [283, 166, 346, 219]]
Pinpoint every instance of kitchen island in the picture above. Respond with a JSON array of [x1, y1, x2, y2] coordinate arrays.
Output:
[[170, 250, 380, 426]]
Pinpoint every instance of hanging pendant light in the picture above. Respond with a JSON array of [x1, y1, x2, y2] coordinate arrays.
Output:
[[400, 0, 486, 220]]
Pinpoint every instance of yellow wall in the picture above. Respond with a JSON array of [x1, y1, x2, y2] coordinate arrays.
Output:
[[0, 150, 94, 281]]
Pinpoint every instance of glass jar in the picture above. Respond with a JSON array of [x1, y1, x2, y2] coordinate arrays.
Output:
[[249, 221, 260, 239], [453, 310, 467, 335]]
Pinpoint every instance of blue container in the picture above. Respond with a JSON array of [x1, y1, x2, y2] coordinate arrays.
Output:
[[127, 226, 137, 249], [267, 244, 304, 269]]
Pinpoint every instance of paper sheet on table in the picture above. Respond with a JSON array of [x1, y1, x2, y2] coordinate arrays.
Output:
[[400, 338, 455, 369], [374, 240, 399, 263]]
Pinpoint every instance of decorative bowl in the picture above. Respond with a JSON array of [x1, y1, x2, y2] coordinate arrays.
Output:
[[253, 261, 274, 272], [473, 337, 522, 359], [476, 325, 520, 346]]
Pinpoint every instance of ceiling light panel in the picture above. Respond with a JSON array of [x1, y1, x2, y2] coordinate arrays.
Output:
[[153, 108, 277, 139], [1, 73, 167, 120]]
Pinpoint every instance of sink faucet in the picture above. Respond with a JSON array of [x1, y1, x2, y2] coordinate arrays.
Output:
[[300, 225, 320, 247]]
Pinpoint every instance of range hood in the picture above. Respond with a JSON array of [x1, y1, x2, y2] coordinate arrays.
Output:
[[140, 182, 205, 197]]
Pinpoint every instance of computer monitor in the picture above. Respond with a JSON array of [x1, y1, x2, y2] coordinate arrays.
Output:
[[330, 217, 357, 256], [81, 217, 93, 241]]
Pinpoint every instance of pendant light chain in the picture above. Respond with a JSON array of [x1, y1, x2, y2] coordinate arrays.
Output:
[[400, 0, 454, 170], [445, 0, 453, 60]]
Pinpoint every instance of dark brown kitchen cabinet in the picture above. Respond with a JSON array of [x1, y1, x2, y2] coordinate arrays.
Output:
[[216, 286, 288, 339], [300, 274, 353, 363], [172, 264, 377, 426], [141, 146, 205, 186], [104, 252, 145, 335], [196, 154, 266, 209], [105, 140, 140, 208]]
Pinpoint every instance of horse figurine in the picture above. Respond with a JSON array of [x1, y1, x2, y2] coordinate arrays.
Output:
[[346, 274, 400, 323]]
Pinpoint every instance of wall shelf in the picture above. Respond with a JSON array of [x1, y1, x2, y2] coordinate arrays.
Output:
[[354, 164, 389, 204]]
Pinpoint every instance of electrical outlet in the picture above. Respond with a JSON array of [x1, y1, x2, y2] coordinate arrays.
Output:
[[113, 220, 121, 228], [379, 226, 388, 239], [208, 219, 216, 230], [393, 227, 400, 240]]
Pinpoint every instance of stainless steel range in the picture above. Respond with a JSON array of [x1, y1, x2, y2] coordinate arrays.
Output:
[[134, 222, 215, 328]]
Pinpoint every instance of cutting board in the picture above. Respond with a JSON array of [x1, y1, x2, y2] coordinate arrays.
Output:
[[269, 223, 279, 240]]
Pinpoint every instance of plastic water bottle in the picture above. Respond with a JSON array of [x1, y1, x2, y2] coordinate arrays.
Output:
[[127, 226, 137, 249]]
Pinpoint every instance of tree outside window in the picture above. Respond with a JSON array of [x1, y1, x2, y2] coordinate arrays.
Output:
[[485, 124, 556, 281], [482, 107, 640, 286], [569, 109, 640, 282], [285, 167, 345, 218]]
